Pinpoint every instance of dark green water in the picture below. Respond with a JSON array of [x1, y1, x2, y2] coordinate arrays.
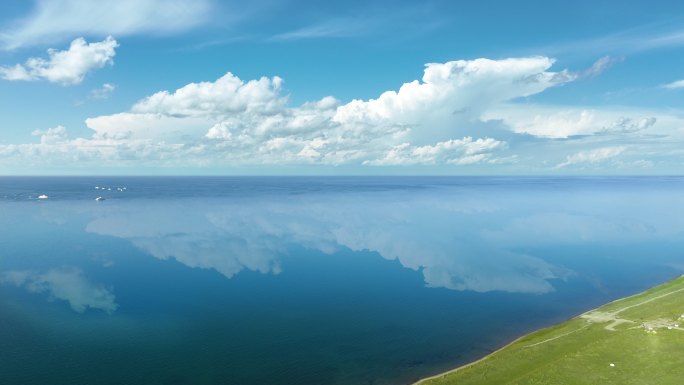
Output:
[[1, 177, 683, 384]]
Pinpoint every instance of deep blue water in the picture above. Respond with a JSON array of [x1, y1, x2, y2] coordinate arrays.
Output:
[[1, 176, 683, 384]]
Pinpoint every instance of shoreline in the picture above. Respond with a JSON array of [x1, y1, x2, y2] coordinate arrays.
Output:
[[411, 333, 530, 384], [412, 274, 684, 384]]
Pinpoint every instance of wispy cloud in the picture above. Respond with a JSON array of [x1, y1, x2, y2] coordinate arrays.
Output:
[[662, 79, 684, 89], [89, 83, 116, 99], [539, 21, 684, 56], [0, 0, 213, 49], [271, 18, 372, 41], [270, 4, 441, 42], [578, 56, 623, 78], [173, 36, 252, 52], [555, 146, 626, 169]]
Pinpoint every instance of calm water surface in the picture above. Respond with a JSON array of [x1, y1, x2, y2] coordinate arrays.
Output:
[[1, 177, 683, 384]]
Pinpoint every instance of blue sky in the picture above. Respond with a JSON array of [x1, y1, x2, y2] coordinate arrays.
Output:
[[1, 0, 684, 175]]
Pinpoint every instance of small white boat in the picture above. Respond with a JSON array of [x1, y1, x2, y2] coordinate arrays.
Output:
[[38, 194, 48, 199], [95, 196, 105, 202]]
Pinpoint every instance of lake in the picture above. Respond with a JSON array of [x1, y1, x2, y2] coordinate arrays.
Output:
[[1, 176, 683, 384]]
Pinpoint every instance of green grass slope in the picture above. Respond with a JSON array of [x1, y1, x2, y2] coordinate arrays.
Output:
[[417, 276, 684, 385]]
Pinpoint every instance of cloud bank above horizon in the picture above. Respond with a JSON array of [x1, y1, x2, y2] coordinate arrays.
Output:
[[1, 54, 679, 174]]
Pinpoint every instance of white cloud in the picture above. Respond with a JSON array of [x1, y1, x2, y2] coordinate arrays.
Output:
[[85, 113, 209, 142], [333, 57, 572, 142], [555, 146, 626, 169], [448, 153, 489, 165], [599, 117, 656, 134], [131, 73, 286, 117], [0, 37, 118, 85], [0, 267, 118, 314], [364, 137, 505, 166], [90, 83, 116, 99], [663, 79, 684, 89], [1, 0, 212, 49], [32, 125, 68, 145], [488, 105, 658, 138], [511, 110, 598, 138]]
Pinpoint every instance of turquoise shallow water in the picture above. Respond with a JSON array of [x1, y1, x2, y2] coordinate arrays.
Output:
[[1, 176, 683, 384]]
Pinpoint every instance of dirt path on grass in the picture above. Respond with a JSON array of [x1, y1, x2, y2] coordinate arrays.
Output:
[[529, 284, 684, 347], [580, 286, 684, 331]]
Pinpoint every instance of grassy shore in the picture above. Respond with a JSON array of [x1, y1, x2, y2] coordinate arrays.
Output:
[[416, 275, 684, 385]]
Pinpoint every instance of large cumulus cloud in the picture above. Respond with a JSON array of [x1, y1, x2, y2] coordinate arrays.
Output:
[[0, 57, 568, 168]]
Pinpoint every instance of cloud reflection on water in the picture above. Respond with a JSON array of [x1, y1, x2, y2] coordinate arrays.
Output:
[[4, 179, 684, 315], [80, 181, 684, 294], [84, 191, 579, 294], [0, 267, 118, 314]]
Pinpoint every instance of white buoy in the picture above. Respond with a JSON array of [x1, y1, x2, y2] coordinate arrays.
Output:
[[609, 363, 615, 367], [38, 194, 48, 199]]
